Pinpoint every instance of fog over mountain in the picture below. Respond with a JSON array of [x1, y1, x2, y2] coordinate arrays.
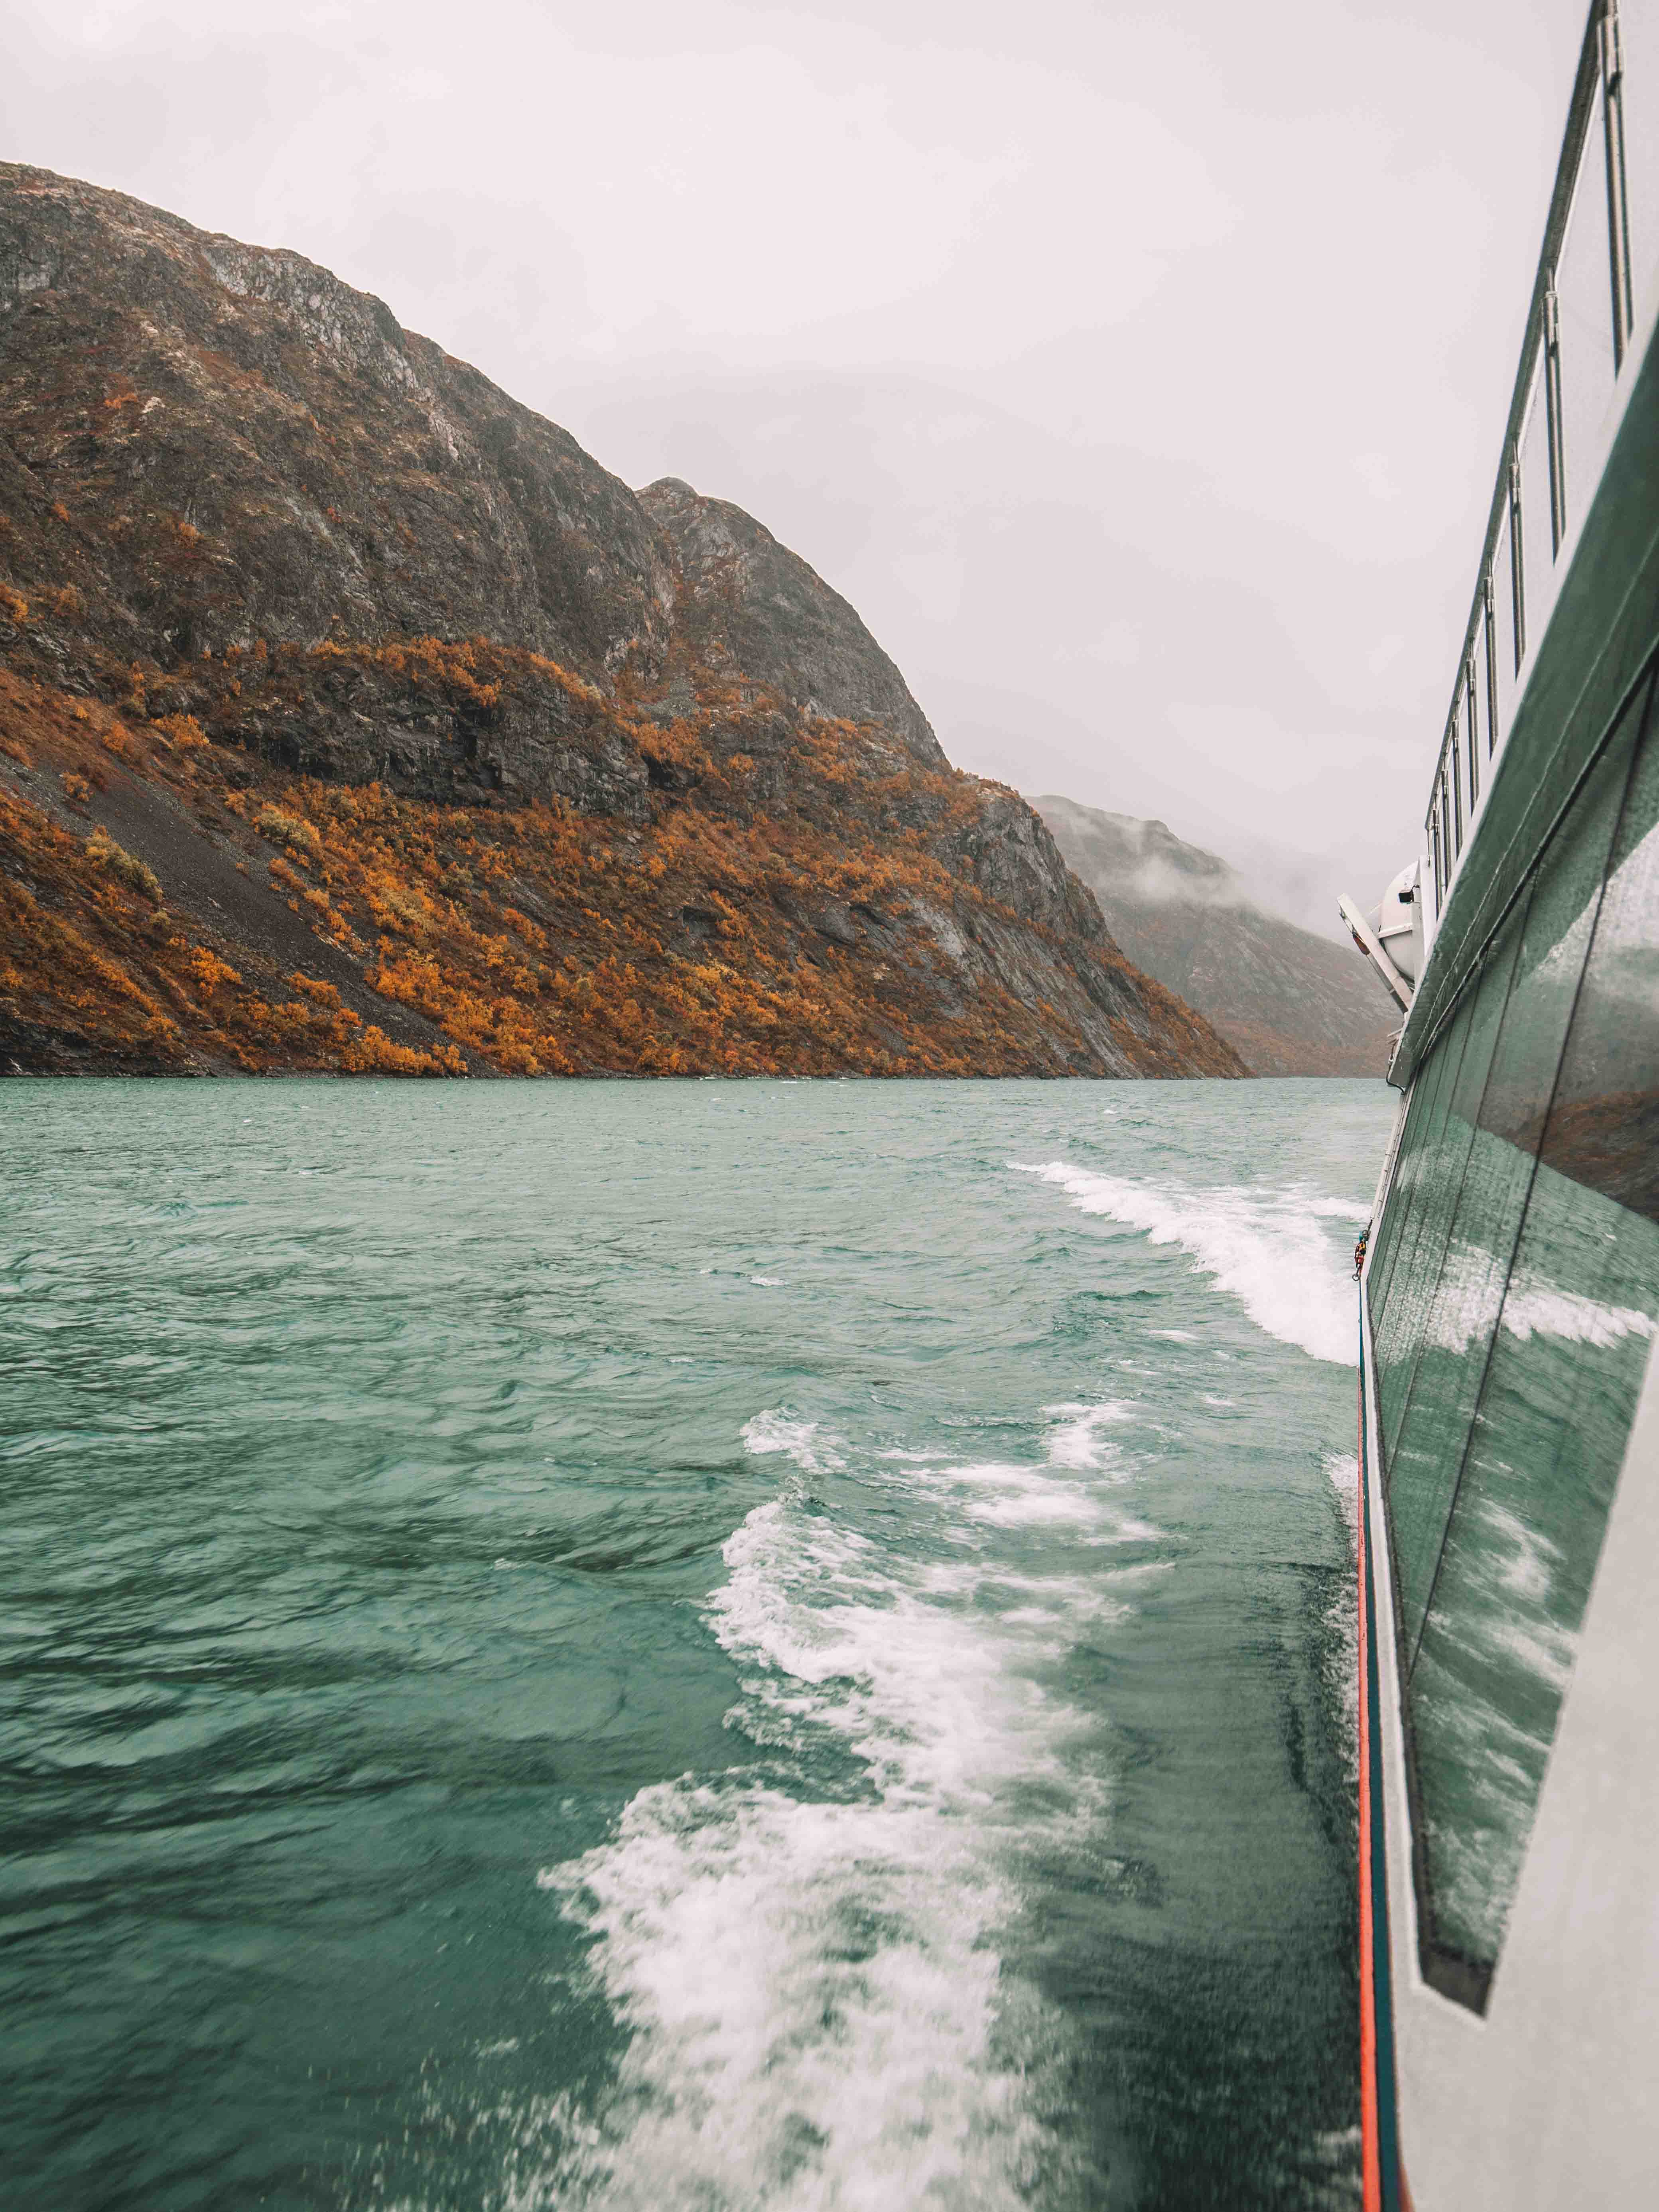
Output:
[[1034, 795, 1400, 1076]]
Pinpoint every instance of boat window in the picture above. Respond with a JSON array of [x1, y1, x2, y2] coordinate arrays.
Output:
[[1371, 989, 1481, 1446], [1368, 1023, 1456, 1319], [1379, 903, 1533, 1649], [1537, 667, 1659, 1224], [1377, 668, 1659, 2009]]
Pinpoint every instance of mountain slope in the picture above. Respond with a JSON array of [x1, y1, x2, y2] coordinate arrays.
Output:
[[0, 165, 1243, 1081], [638, 477, 945, 766], [1032, 795, 1397, 1077]]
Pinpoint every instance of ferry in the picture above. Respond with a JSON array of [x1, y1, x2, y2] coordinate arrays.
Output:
[[1339, 4, 1659, 2203]]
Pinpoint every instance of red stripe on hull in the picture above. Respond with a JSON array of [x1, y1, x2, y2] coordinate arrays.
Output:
[[1358, 1377, 1383, 2212]]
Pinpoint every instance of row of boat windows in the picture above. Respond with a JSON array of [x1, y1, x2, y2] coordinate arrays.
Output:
[[1428, 0, 1659, 918], [1371, 657, 1659, 2010]]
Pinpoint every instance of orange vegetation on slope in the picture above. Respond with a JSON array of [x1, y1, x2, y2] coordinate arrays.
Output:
[[0, 654, 1239, 1079], [0, 678, 455, 1075]]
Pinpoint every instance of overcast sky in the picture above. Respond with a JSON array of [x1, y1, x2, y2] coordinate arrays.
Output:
[[4, 1, 1592, 931]]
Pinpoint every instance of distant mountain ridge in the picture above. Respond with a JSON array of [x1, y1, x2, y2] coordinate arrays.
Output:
[[1032, 795, 1397, 1077], [0, 164, 1243, 1081]]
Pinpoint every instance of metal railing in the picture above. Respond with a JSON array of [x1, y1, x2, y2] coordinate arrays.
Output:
[[1425, 0, 1657, 924]]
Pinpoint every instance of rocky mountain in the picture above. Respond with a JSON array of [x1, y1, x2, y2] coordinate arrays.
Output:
[[0, 165, 1243, 1081], [637, 477, 946, 766], [1033, 795, 1397, 1077]]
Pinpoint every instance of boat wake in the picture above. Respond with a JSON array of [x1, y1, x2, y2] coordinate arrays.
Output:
[[533, 1410, 1134, 2209], [1013, 1160, 1363, 1365]]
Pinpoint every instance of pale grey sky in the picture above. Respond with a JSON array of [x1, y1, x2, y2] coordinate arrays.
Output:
[[4, 1, 1591, 930]]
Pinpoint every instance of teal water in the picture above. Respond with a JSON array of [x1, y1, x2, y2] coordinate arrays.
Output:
[[1, 1077, 1391, 2210]]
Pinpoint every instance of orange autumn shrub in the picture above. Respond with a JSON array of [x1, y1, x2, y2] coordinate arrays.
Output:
[[154, 713, 209, 751], [183, 946, 242, 995], [85, 827, 162, 904]]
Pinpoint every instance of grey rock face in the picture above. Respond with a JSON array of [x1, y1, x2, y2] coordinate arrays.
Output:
[[936, 786, 1112, 948], [0, 163, 674, 682], [638, 477, 946, 766]]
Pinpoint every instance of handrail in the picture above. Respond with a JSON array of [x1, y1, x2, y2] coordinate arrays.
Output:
[[1423, 0, 1639, 930]]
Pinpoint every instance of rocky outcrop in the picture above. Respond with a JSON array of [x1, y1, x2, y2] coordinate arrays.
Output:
[[0, 166, 674, 682], [1034, 794, 1398, 1077], [638, 478, 945, 766], [0, 164, 1245, 1082]]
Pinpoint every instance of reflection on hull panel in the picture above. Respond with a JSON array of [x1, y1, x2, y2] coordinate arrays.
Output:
[[1349, 5, 1659, 2203]]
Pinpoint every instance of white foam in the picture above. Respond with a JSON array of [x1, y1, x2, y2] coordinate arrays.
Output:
[[710, 1499, 1084, 1806], [1101, 1559, 1176, 1586], [934, 1416, 1132, 1530], [741, 1411, 845, 1475], [922, 1458, 1097, 1532], [534, 1418, 1123, 2204], [918, 1413, 1162, 1548], [1042, 1400, 1131, 1471], [1323, 1452, 1359, 1791], [963, 1487, 1100, 1529], [1013, 1160, 1358, 1365], [1325, 1450, 1359, 1550], [1085, 1515, 1164, 1546]]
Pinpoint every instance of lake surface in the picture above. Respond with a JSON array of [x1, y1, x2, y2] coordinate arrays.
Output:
[[0, 1076, 1392, 2210]]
